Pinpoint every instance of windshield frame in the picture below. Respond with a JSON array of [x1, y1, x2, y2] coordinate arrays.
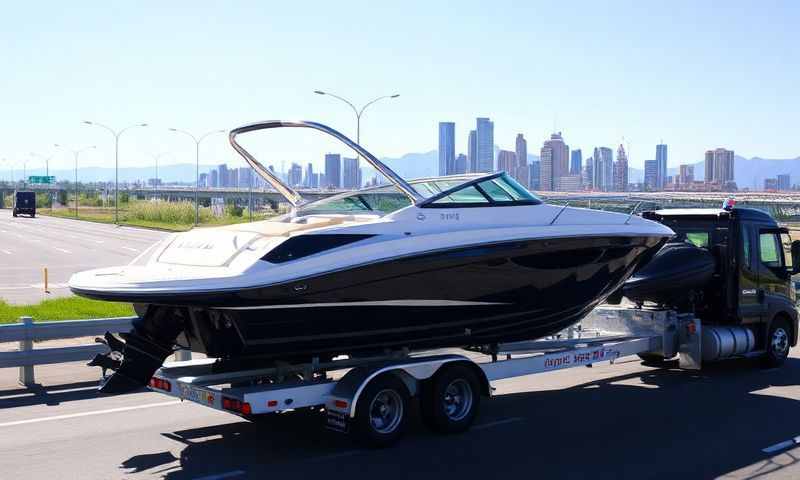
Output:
[[417, 172, 542, 209]]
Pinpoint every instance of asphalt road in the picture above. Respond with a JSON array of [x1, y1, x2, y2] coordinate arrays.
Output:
[[0, 209, 167, 304], [1, 349, 800, 479]]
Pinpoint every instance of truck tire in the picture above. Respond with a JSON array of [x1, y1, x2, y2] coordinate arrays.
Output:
[[352, 374, 409, 448], [420, 364, 481, 434], [763, 317, 792, 368]]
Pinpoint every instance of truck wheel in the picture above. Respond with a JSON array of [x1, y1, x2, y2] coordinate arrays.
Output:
[[12, 211, 17, 217], [638, 353, 667, 366], [420, 364, 480, 434], [763, 317, 792, 368], [352, 374, 409, 448]]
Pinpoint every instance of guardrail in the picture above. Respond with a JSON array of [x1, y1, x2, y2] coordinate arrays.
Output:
[[0, 316, 191, 386]]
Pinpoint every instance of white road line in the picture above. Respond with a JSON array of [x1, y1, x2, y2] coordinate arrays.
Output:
[[54, 247, 72, 254], [0, 400, 181, 428], [122, 246, 140, 252], [95, 240, 105, 244], [0, 249, 10, 255], [763, 436, 800, 454], [192, 470, 246, 480], [472, 417, 525, 430]]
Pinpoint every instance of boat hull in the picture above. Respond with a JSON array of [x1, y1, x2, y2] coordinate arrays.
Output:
[[154, 234, 667, 359]]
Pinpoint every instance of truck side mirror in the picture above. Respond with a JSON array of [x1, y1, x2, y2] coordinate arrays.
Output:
[[791, 240, 800, 274]]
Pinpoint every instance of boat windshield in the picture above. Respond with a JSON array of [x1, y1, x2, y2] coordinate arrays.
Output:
[[297, 172, 542, 215]]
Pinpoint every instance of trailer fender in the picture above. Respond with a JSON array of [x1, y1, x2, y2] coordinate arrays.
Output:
[[326, 354, 489, 419]]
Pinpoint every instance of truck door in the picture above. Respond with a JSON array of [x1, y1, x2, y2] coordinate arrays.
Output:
[[756, 227, 792, 315], [738, 224, 762, 323]]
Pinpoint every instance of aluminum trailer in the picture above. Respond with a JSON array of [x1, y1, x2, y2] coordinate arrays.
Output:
[[147, 306, 712, 447]]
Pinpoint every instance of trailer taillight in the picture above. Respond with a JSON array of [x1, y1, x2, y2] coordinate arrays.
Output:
[[149, 377, 171, 392], [222, 397, 251, 415]]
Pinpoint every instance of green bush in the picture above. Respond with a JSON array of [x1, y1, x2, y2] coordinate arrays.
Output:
[[128, 200, 213, 224]]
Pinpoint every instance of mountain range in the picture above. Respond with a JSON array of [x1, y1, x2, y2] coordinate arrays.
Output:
[[10, 153, 800, 190]]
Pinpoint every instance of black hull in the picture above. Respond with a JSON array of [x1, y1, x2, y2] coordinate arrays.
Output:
[[169, 234, 667, 359]]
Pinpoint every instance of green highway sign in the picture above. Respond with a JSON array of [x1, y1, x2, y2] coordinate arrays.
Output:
[[28, 176, 55, 184]]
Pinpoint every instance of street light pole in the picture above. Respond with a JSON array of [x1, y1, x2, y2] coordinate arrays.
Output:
[[149, 152, 170, 200], [83, 121, 148, 225], [168, 128, 225, 226], [55, 144, 95, 217]]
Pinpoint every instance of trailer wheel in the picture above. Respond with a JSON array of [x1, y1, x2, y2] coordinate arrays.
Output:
[[763, 317, 792, 368], [421, 364, 480, 434], [353, 374, 409, 448], [638, 353, 666, 365]]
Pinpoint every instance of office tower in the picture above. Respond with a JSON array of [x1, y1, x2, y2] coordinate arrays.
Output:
[[714, 148, 734, 184], [613, 144, 628, 192], [570, 149, 582, 175], [476, 118, 494, 173], [582, 164, 592, 189], [217, 164, 229, 188], [704, 150, 714, 182], [497, 150, 517, 175], [199, 173, 208, 188], [454, 154, 467, 175], [778, 174, 791, 191], [210, 169, 218, 188], [438, 122, 456, 176], [539, 132, 568, 191], [343, 157, 360, 189], [324, 153, 341, 189], [765, 178, 779, 191], [530, 160, 541, 190], [514, 134, 528, 186], [679, 164, 694, 185], [467, 130, 477, 173], [304, 163, 314, 188], [655, 144, 667, 189], [288, 163, 303, 187], [539, 144, 554, 191], [591, 147, 613, 192], [644, 160, 658, 190]]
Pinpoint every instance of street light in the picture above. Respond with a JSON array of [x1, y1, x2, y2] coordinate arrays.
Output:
[[54, 144, 95, 217], [30, 151, 54, 177], [149, 152, 171, 200], [168, 128, 225, 225], [83, 121, 148, 224], [313, 90, 400, 146]]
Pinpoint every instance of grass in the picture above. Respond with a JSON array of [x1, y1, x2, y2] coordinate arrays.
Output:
[[0, 296, 135, 324], [42, 201, 274, 232]]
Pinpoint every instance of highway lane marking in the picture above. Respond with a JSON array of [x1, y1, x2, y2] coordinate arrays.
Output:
[[0, 400, 181, 428], [192, 470, 246, 480], [472, 417, 525, 430], [763, 436, 800, 454], [0, 249, 10, 255], [122, 246, 140, 252], [53, 247, 72, 254]]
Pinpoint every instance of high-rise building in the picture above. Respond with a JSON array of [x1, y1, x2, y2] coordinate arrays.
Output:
[[324, 153, 341, 189], [497, 150, 517, 175], [530, 161, 541, 190], [199, 173, 208, 188], [678, 164, 694, 184], [582, 162, 593, 189], [540, 132, 569, 191], [438, 122, 456, 176], [613, 144, 628, 192], [304, 163, 315, 188], [230, 168, 239, 188], [217, 164, 229, 188], [467, 130, 477, 173], [644, 160, 658, 190], [476, 118, 494, 173], [705, 148, 735, 185], [765, 178, 779, 191], [343, 157, 360, 189], [655, 144, 668, 189], [210, 169, 218, 188], [515, 134, 528, 186], [454, 154, 467, 175], [288, 163, 303, 187], [778, 174, 791, 191], [570, 149, 582, 175], [592, 147, 613, 191]]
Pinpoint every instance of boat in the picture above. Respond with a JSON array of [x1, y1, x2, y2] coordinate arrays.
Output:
[[69, 120, 674, 393]]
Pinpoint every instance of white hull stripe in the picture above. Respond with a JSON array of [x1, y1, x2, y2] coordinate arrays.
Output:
[[218, 300, 510, 310]]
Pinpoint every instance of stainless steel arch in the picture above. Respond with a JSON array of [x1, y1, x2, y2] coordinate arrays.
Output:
[[228, 120, 424, 207]]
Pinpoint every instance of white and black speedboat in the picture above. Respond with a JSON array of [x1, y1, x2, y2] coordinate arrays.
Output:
[[70, 120, 673, 392]]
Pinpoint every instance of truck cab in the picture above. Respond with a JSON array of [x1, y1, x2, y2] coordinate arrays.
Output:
[[12, 191, 36, 218], [641, 206, 799, 365]]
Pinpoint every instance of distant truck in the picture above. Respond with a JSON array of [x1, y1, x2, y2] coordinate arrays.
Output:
[[12, 191, 35, 218]]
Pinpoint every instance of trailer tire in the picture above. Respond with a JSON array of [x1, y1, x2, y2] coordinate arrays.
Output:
[[352, 374, 409, 448], [763, 317, 792, 368], [420, 364, 480, 434]]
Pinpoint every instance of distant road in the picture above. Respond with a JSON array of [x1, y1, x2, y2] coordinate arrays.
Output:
[[0, 209, 167, 305]]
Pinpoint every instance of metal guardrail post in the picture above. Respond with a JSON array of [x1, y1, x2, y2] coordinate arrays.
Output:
[[18, 316, 35, 386]]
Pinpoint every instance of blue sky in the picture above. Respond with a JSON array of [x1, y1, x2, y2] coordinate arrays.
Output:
[[0, 1, 797, 178]]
